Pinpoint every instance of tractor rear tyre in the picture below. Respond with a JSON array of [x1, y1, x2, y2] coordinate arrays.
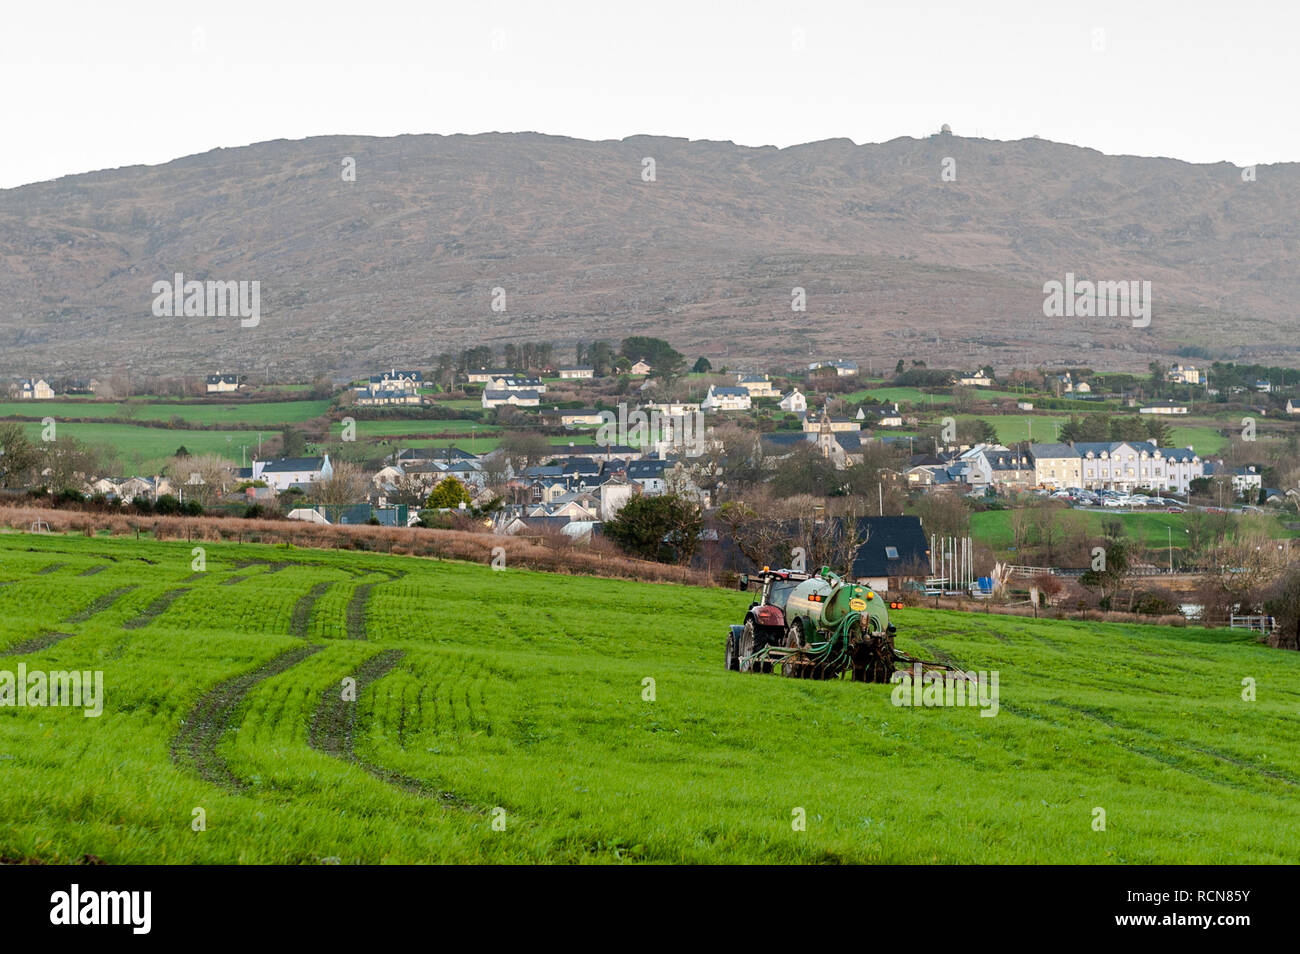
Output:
[[739, 620, 757, 673]]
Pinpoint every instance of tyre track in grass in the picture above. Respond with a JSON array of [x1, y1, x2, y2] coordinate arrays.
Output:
[[171, 644, 324, 791], [122, 588, 192, 630], [290, 582, 334, 638], [346, 584, 375, 640], [345, 570, 407, 640], [1, 631, 77, 656], [77, 565, 106, 577], [308, 650, 477, 810], [64, 585, 138, 624], [1044, 699, 1300, 790]]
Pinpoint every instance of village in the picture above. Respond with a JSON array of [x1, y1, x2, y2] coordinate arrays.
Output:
[[5, 341, 1298, 628]]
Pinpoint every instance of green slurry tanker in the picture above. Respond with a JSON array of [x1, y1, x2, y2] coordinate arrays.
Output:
[[726, 565, 959, 683]]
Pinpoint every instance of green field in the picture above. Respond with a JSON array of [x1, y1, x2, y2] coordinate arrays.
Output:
[[0, 532, 1296, 863], [947, 413, 1071, 445], [0, 399, 331, 426], [350, 420, 499, 439], [1169, 424, 1228, 455], [20, 422, 263, 474], [970, 508, 1300, 553]]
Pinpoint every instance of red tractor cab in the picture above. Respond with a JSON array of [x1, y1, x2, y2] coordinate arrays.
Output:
[[726, 567, 812, 672]]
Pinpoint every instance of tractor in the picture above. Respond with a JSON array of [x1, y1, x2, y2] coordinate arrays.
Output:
[[727, 565, 908, 682]]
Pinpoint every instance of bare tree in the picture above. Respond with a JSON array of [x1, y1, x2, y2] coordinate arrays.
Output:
[[166, 453, 235, 508], [310, 460, 369, 509]]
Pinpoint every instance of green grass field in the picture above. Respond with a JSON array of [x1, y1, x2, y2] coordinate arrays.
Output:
[[1169, 424, 1228, 454], [1, 532, 1296, 863], [350, 420, 500, 439], [20, 422, 264, 474], [969, 508, 1300, 553], [0, 399, 331, 426]]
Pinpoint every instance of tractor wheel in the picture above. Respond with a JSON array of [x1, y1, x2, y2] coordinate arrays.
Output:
[[725, 632, 739, 671], [739, 620, 757, 673]]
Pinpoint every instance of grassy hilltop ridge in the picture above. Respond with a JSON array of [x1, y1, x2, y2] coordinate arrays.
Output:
[[0, 532, 1297, 864]]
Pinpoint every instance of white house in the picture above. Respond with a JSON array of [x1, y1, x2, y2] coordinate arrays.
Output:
[[809, 360, 858, 377], [1073, 442, 1204, 494], [629, 359, 653, 376], [1052, 371, 1091, 394], [558, 366, 594, 380], [489, 375, 546, 393], [355, 369, 423, 406], [1231, 465, 1263, 496], [735, 373, 781, 398], [957, 370, 993, 387], [858, 404, 902, 428], [482, 389, 540, 409], [1139, 401, 1189, 415], [252, 455, 333, 491], [598, 474, 636, 520], [206, 374, 241, 394], [1167, 364, 1204, 386], [543, 407, 605, 427], [467, 368, 515, 384], [16, 378, 54, 400], [779, 389, 807, 414], [701, 385, 752, 412]]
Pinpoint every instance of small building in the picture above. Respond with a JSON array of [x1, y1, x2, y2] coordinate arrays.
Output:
[[558, 366, 595, 380], [542, 407, 605, 428], [482, 389, 540, 409], [779, 389, 807, 414], [206, 374, 241, 394], [252, 455, 333, 492], [629, 359, 653, 376], [15, 378, 54, 400], [1167, 364, 1204, 386], [735, 373, 781, 398], [1139, 401, 1189, 415], [849, 516, 931, 592], [808, 360, 859, 377], [467, 368, 516, 384], [701, 385, 752, 412], [489, 374, 546, 393], [957, 370, 993, 387], [355, 369, 423, 406]]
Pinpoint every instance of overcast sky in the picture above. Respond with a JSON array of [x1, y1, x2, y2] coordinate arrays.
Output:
[[1, 0, 1293, 189]]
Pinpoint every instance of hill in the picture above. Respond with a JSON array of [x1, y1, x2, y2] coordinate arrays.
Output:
[[1, 531, 1297, 863], [2, 132, 1298, 380]]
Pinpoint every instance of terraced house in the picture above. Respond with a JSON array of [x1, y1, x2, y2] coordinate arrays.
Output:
[[1028, 443, 1084, 489], [1030, 441, 1205, 493]]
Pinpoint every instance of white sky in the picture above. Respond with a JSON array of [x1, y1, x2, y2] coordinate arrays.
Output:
[[1, 0, 1294, 189]]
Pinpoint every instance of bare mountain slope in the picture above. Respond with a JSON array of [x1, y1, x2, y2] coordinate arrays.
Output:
[[1, 131, 1296, 378]]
